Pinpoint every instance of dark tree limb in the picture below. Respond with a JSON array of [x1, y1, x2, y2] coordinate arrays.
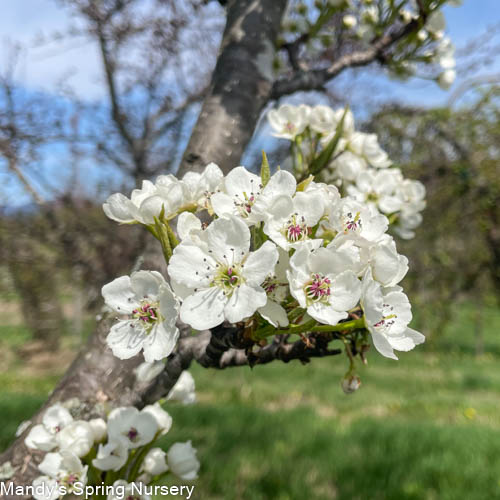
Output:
[[271, 16, 425, 99]]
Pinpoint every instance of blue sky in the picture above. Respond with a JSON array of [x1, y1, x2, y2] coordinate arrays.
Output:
[[1, 0, 499, 208]]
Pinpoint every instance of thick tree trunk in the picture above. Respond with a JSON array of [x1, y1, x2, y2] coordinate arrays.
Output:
[[177, 0, 286, 176], [0, 0, 287, 494]]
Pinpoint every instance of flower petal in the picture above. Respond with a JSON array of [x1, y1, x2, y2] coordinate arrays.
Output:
[[143, 323, 180, 362], [106, 321, 145, 360], [180, 288, 226, 330], [103, 193, 140, 224], [330, 271, 362, 311], [130, 270, 164, 299], [102, 276, 135, 314], [243, 241, 279, 285], [206, 216, 250, 264], [258, 299, 289, 327], [168, 244, 215, 289], [224, 284, 266, 324]]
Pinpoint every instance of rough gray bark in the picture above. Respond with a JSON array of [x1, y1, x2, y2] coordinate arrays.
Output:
[[0, 0, 288, 494], [177, 0, 287, 176]]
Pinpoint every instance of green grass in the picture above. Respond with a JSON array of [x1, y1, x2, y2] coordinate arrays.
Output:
[[1, 304, 500, 499]]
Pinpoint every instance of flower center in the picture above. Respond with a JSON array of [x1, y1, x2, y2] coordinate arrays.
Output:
[[232, 181, 262, 218], [366, 192, 378, 202], [283, 214, 310, 243], [304, 273, 331, 305], [58, 472, 81, 491], [212, 265, 244, 295], [132, 300, 160, 326], [126, 427, 139, 442], [285, 121, 296, 133], [374, 303, 397, 330], [343, 211, 362, 233]]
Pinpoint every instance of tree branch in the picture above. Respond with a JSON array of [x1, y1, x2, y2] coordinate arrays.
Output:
[[271, 17, 424, 99]]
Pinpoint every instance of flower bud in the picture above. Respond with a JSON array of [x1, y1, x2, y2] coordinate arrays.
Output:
[[141, 403, 172, 435], [167, 371, 196, 405], [134, 361, 165, 383], [89, 418, 107, 443], [343, 15, 357, 29], [341, 374, 361, 394], [141, 447, 168, 476], [167, 441, 200, 480], [437, 69, 456, 90]]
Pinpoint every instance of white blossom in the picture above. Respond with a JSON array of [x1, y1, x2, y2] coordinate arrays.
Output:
[[0, 461, 16, 480], [107, 407, 158, 448], [426, 10, 446, 36], [211, 166, 296, 224], [263, 192, 324, 250], [167, 441, 200, 480], [92, 440, 128, 471], [366, 236, 409, 287], [341, 374, 361, 394], [330, 150, 367, 182], [288, 244, 362, 326], [349, 132, 392, 169], [140, 447, 168, 476], [342, 15, 357, 29], [25, 404, 73, 452], [89, 418, 107, 443], [55, 420, 94, 458], [134, 360, 165, 383], [393, 211, 423, 240], [179, 162, 224, 211], [141, 403, 172, 435], [167, 371, 197, 405], [102, 270, 179, 362], [267, 104, 310, 140], [37, 450, 87, 497], [32, 476, 60, 500], [103, 180, 157, 225], [258, 248, 290, 327], [308, 105, 342, 136], [437, 69, 456, 89], [168, 216, 278, 329], [361, 273, 425, 359], [328, 198, 389, 247], [15, 420, 31, 437], [347, 169, 404, 214]]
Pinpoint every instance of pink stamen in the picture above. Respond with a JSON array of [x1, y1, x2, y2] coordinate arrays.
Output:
[[127, 427, 139, 441]]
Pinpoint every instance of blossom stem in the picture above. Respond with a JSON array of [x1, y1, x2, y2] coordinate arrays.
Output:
[[166, 221, 179, 249], [255, 318, 365, 339]]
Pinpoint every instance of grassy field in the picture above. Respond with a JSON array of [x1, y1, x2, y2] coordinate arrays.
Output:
[[1, 304, 500, 499]]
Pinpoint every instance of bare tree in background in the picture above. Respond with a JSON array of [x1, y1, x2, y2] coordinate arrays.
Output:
[[0, 0, 221, 343]]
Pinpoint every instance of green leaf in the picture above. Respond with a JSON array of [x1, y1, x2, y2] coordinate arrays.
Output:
[[296, 175, 314, 192], [260, 151, 271, 187], [154, 216, 172, 263], [309, 107, 349, 175]]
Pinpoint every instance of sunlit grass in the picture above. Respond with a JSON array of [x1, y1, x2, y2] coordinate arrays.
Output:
[[1, 303, 500, 499]]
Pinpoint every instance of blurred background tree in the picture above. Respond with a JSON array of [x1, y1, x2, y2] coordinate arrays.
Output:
[[368, 86, 500, 350]]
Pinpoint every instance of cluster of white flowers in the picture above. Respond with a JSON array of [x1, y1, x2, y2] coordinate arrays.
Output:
[[103, 138, 424, 364], [23, 399, 199, 500], [280, 1, 458, 89], [267, 103, 426, 239]]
